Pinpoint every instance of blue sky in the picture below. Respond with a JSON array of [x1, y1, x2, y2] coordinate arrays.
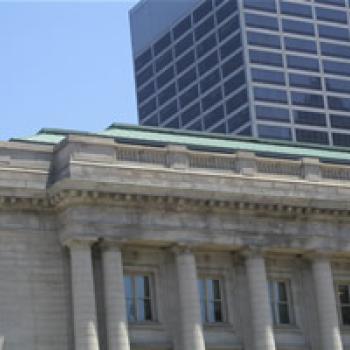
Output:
[[0, 0, 138, 141]]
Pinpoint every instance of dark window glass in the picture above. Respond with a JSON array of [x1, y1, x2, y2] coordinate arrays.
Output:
[[256, 105, 290, 122], [135, 48, 152, 72], [293, 110, 326, 126], [315, 0, 345, 6], [216, 0, 238, 22], [158, 83, 176, 106], [251, 68, 285, 85], [226, 89, 248, 113], [175, 33, 194, 57], [173, 16, 192, 40], [180, 85, 199, 108], [156, 66, 175, 89], [163, 116, 180, 129], [224, 69, 246, 95], [245, 13, 278, 31], [291, 92, 324, 107], [219, 33, 242, 60], [186, 118, 203, 131], [323, 60, 350, 75], [316, 7, 348, 23], [287, 55, 319, 72], [328, 96, 350, 112], [193, 0, 213, 23], [254, 87, 288, 103], [141, 114, 158, 126], [197, 33, 217, 58], [181, 103, 201, 126], [326, 78, 350, 94], [282, 19, 315, 36], [159, 100, 178, 123], [200, 68, 221, 93], [247, 31, 281, 49], [218, 15, 240, 42], [211, 122, 226, 134], [237, 125, 252, 136], [280, 1, 312, 17], [198, 51, 219, 75], [227, 107, 250, 131], [178, 68, 197, 91], [195, 15, 215, 41], [136, 65, 153, 86], [284, 37, 317, 54], [137, 81, 155, 103], [244, 0, 276, 12], [321, 42, 350, 59], [215, 0, 225, 6], [139, 98, 157, 119], [258, 125, 292, 140], [155, 49, 173, 72], [296, 129, 329, 145], [333, 133, 350, 147], [318, 25, 349, 41], [250, 50, 283, 67], [203, 105, 225, 129], [176, 50, 195, 74], [221, 51, 244, 77], [289, 74, 321, 89], [330, 114, 350, 129], [154, 33, 171, 56], [202, 87, 223, 111]]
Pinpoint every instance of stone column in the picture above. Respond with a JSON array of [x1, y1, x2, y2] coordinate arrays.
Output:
[[101, 241, 130, 350], [66, 238, 100, 350], [174, 246, 206, 350], [245, 250, 276, 350], [311, 254, 343, 350]]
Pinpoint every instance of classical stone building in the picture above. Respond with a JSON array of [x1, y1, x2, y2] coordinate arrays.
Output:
[[2, 123, 350, 350]]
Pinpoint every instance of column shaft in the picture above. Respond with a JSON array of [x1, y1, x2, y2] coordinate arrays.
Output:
[[102, 245, 130, 350], [69, 241, 100, 350], [245, 254, 276, 350], [312, 257, 343, 350], [175, 249, 206, 350]]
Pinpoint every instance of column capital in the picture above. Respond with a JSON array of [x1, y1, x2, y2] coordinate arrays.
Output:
[[100, 238, 126, 252], [171, 243, 195, 255], [62, 236, 98, 250], [304, 250, 334, 262], [241, 246, 267, 259]]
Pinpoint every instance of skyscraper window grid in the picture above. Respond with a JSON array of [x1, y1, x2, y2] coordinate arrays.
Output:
[[130, 0, 350, 146]]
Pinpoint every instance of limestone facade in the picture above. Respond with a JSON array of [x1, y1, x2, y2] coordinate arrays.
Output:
[[2, 130, 350, 350]]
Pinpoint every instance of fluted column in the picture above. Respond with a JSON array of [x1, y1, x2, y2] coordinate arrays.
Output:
[[66, 238, 100, 350], [174, 246, 206, 350], [245, 250, 276, 350], [311, 254, 343, 350], [101, 241, 130, 350]]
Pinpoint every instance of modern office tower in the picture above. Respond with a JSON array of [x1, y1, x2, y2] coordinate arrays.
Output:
[[130, 0, 350, 146]]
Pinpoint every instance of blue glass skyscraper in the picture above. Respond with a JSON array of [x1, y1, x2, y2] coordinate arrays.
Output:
[[130, 0, 350, 146]]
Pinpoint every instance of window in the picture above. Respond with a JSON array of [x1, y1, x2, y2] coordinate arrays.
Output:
[[245, 13, 278, 31], [180, 85, 199, 108], [287, 55, 319, 72], [158, 83, 176, 106], [291, 92, 324, 108], [222, 51, 244, 77], [321, 42, 350, 59], [226, 89, 248, 113], [160, 99, 178, 123], [256, 105, 290, 122], [227, 107, 250, 132], [258, 125, 292, 140], [124, 274, 154, 322], [203, 105, 225, 129], [135, 48, 152, 72], [293, 110, 326, 126], [337, 284, 350, 325], [326, 78, 350, 94], [155, 49, 173, 72], [330, 114, 350, 130], [251, 68, 285, 85], [284, 37, 317, 54], [218, 15, 240, 42], [315, 0, 345, 6], [181, 103, 201, 126], [154, 32, 171, 56], [136, 65, 154, 87], [316, 7, 348, 24], [137, 81, 155, 103], [200, 68, 221, 93], [250, 50, 283, 67], [202, 87, 223, 111], [196, 33, 217, 58], [328, 96, 350, 112], [216, 0, 238, 23], [224, 69, 246, 95], [247, 32, 281, 49], [333, 133, 350, 147], [176, 50, 195, 74], [280, 1, 312, 18], [296, 129, 329, 145], [139, 98, 156, 119], [220, 33, 242, 60], [318, 25, 349, 41], [282, 19, 315, 36], [195, 15, 215, 41], [178, 67, 197, 92], [323, 60, 350, 76], [254, 87, 288, 104], [199, 51, 219, 75], [289, 74, 321, 89], [268, 280, 293, 325], [173, 16, 192, 40], [244, 0, 276, 12], [193, 0, 213, 23], [175, 33, 194, 57], [198, 278, 224, 323], [156, 66, 175, 89]]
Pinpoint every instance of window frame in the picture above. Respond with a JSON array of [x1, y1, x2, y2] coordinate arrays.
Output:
[[336, 282, 350, 327]]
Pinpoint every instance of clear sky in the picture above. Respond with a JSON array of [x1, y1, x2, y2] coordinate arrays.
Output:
[[0, 0, 138, 141]]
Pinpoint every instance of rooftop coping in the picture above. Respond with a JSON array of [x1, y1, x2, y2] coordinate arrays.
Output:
[[10, 123, 350, 164]]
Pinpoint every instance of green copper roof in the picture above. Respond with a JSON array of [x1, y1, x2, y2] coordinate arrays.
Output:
[[11, 123, 350, 163]]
